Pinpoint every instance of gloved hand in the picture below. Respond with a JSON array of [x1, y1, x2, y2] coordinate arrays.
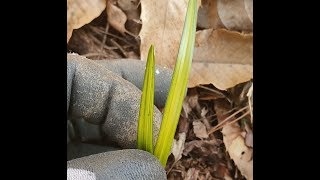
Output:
[[67, 54, 172, 179]]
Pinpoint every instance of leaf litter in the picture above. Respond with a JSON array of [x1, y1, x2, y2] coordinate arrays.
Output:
[[166, 81, 252, 180]]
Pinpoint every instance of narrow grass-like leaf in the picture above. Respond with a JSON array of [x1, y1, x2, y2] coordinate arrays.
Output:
[[154, 0, 198, 166], [137, 45, 155, 153]]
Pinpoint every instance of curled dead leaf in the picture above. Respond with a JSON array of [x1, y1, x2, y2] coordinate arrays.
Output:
[[67, 0, 106, 43]]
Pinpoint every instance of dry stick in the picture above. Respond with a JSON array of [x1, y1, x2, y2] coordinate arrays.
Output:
[[208, 106, 249, 135], [98, 23, 110, 59], [106, 32, 136, 47], [110, 39, 128, 58], [223, 107, 237, 116], [210, 110, 250, 134], [87, 33, 118, 50], [166, 160, 179, 175], [197, 85, 232, 104], [208, 106, 248, 134], [89, 24, 137, 47]]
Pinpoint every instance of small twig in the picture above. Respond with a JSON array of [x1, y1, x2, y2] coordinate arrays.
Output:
[[88, 25, 105, 34], [99, 23, 110, 59], [222, 107, 237, 116], [212, 111, 250, 134], [197, 85, 232, 103], [106, 32, 136, 47], [86, 33, 118, 50], [110, 39, 128, 58], [208, 106, 249, 135], [89, 24, 138, 46], [166, 160, 179, 175]]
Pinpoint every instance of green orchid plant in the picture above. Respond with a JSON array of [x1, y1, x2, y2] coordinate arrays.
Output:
[[137, 0, 198, 167]]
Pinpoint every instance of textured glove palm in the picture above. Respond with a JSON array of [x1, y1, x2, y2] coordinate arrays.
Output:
[[67, 54, 172, 179]]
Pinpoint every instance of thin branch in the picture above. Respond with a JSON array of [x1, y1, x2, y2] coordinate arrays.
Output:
[[197, 85, 232, 103], [208, 106, 249, 135], [99, 23, 110, 59], [110, 39, 128, 58]]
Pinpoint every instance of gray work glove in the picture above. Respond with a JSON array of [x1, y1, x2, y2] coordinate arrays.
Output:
[[67, 54, 172, 179]]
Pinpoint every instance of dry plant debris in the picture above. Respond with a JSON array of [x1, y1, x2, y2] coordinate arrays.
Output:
[[166, 81, 252, 179]]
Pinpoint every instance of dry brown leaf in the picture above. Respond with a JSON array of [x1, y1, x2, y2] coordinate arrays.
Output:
[[244, 121, 253, 148], [193, 120, 209, 139], [67, 0, 106, 43], [214, 100, 253, 180], [117, 0, 139, 11], [244, 0, 253, 23], [182, 93, 201, 118], [197, 0, 224, 29], [194, 29, 252, 65], [117, 0, 140, 20], [185, 168, 200, 180], [222, 124, 253, 180], [140, 0, 201, 69], [190, 28, 252, 89], [106, 0, 128, 35], [217, 0, 252, 31], [183, 139, 219, 156], [190, 62, 252, 90], [171, 132, 187, 162]]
